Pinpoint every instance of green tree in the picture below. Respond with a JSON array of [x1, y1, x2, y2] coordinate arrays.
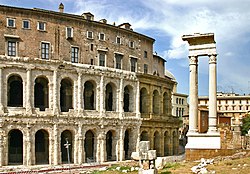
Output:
[[241, 114, 250, 135]]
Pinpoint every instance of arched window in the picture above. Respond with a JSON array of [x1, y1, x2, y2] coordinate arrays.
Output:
[[60, 78, 73, 112], [153, 90, 160, 114], [124, 85, 133, 112], [8, 75, 23, 107], [140, 88, 148, 113], [164, 131, 170, 156], [8, 129, 23, 165], [85, 130, 95, 161], [106, 131, 113, 161], [163, 92, 169, 114], [34, 77, 49, 111], [154, 131, 161, 157], [84, 81, 95, 110], [105, 83, 116, 111], [61, 130, 73, 163], [35, 129, 49, 164]]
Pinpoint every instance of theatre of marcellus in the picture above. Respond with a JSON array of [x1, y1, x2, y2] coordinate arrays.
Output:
[[0, 4, 180, 166]]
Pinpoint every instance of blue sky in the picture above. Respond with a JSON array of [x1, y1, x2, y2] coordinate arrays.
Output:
[[1, 0, 250, 96]]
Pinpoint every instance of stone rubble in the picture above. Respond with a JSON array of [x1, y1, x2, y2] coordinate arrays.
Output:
[[191, 158, 215, 174]]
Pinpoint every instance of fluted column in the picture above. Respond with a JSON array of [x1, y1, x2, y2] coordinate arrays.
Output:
[[53, 70, 59, 114], [77, 73, 83, 113], [0, 68, 4, 114], [188, 56, 198, 133], [26, 69, 32, 114], [99, 75, 104, 116], [208, 54, 218, 132]]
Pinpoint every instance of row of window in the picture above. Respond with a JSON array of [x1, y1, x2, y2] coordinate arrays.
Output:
[[6, 17, 148, 58], [176, 107, 185, 117], [176, 98, 184, 105], [6, 40, 149, 73]]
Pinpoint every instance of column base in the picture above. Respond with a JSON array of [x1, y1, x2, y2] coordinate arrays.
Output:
[[185, 131, 221, 149]]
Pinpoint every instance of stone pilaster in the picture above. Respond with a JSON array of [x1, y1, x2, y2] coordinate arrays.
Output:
[[119, 126, 124, 161], [26, 69, 32, 114], [208, 54, 218, 132], [119, 78, 124, 118], [77, 73, 83, 113], [188, 56, 198, 133], [96, 131, 105, 163], [135, 81, 140, 118], [149, 85, 153, 118], [99, 75, 104, 116], [0, 120, 3, 166], [25, 126, 32, 166], [53, 70, 59, 114], [77, 125, 84, 164], [0, 68, 4, 114], [53, 124, 59, 165]]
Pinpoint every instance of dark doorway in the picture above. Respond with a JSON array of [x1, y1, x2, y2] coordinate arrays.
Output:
[[105, 84, 113, 111], [123, 86, 130, 112], [8, 129, 23, 165], [140, 131, 148, 141], [106, 131, 113, 161], [124, 130, 129, 159], [61, 130, 73, 163], [35, 130, 49, 164], [84, 81, 95, 110], [154, 131, 161, 156], [84, 130, 94, 161], [34, 77, 49, 111], [60, 78, 73, 112], [140, 88, 148, 113], [8, 75, 23, 107], [164, 131, 169, 156]]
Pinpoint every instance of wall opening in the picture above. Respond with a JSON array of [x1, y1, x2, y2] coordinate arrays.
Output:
[[8, 129, 23, 165], [154, 131, 161, 156], [84, 81, 95, 110], [124, 130, 130, 159], [60, 78, 73, 112], [7, 75, 23, 107], [105, 83, 113, 111], [164, 131, 170, 156], [34, 77, 49, 111], [61, 130, 73, 163], [140, 88, 148, 113], [124, 85, 133, 112], [153, 90, 160, 114], [140, 131, 148, 141], [106, 131, 113, 161], [85, 130, 94, 161], [35, 129, 49, 164]]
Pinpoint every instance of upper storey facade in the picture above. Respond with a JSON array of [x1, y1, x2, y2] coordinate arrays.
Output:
[[0, 5, 165, 77]]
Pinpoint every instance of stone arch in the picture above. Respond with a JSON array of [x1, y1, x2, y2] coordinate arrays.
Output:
[[60, 78, 73, 112], [84, 130, 95, 161], [61, 130, 73, 163], [172, 131, 178, 155], [105, 82, 117, 111], [153, 90, 160, 114], [8, 129, 23, 165], [163, 92, 169, 115], [34, 76, 49, 111], [124, 129, 132, 160], [35, 129, 49, 164], [106, 130, 116, 161], [164, 131, 170, 156], [7, 74, 23, 107], [154, 131, 161, 157], [123, 85, 134, 112], [140, 131, 149, 141], [84, 81, 96, 110], [140, 87, 148, 113]]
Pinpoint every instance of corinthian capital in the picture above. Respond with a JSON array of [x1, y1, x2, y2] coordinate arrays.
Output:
[[189, 56, 198, 65], [209, 54, 217, 64]]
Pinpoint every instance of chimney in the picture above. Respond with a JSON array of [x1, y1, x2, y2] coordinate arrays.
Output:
[[59, 3, 64, 13]]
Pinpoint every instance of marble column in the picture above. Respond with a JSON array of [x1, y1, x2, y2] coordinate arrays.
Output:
[[0, 68, 4, 114], [188, 56, 198, 133], [26, 69, 32, 114], [53, 70, 59, 114], [208, 54, 218, 132]]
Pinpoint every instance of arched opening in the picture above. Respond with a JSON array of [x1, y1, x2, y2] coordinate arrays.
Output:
[[84, 81, 95, 110], [153, 90, 160, 114], [85, 130, 95, 161], [173, 131, 177, 155], [140, 131, 148, 141], [164, 131, 170, 156], [35, 129, 49, 164], [163, 92, 169, 115], [140, 88, 148, 113], [124, 85, 133, 112], [60, 78, 73, 112], [154, 131, 161, 157], [34, 77, 49, 111], [8, 129, 23, 165], [8, 75, 23, 107], [105, 83, 114, 111], [124, 130, 129, 159], [61, 130, 73, 163], [106, 131, 113, 161]]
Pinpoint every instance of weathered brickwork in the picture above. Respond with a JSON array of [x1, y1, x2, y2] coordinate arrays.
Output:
[[0, 4, 179, 166]]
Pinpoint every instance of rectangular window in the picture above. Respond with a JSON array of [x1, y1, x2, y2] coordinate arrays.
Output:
[[37, 22, 46, 31], [115, 54, 123, 69], [144, 64, 148, 74], [130, 57, 137, 72], [90, 44, 94, 51], [7, 18, 15, 27], [71, 47, 79, 63], [116, 36, 121, 44], [99, 33, 105, 41], [41, 42, 50, 59], [8, 41, 16, 56], [129, 41, 134, 48], [91, 59, 94, 65], [87, 31, 93, 39], [22, 20, 30, 29], [66, 27, 73, 38], [144, 51, 148, 58], [99, 52, 106, 66]]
